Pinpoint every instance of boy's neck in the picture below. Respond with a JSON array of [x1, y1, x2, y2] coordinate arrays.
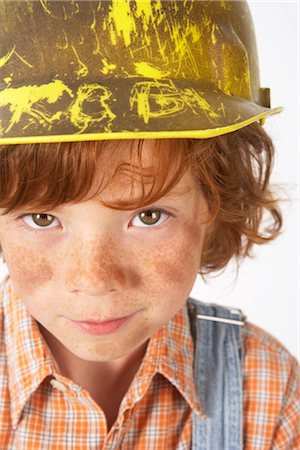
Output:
[[39, 324, 149, 429]]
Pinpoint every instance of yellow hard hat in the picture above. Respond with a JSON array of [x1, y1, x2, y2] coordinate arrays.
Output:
[[0, 0, 282, 145]]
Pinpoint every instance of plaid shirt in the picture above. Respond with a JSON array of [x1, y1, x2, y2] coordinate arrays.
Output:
[[1, 276, 299, 449]]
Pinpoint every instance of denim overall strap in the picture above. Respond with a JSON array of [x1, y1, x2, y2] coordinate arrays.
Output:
[[187, 299, 246, 450]]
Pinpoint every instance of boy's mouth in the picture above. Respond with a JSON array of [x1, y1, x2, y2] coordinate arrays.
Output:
[[68, 313, 136, 336]]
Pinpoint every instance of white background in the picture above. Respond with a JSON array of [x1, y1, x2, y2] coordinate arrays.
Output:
[[191, 1, 299, 359], [0, 1, 299, 358]]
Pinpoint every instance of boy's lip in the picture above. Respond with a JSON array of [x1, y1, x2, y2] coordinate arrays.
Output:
[[67, 312, 137, 336], [69, 312, 136, 323]]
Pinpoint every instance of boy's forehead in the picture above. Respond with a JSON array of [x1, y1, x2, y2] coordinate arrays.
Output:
[[92, 171, 194, 205], [91, 158, 196, 203], [89, 140, 193, 204]]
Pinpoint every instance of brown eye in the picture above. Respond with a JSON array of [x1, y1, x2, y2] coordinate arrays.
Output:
[[138, 210, 162, 226], [32, 213, 55, 227], [131, 209, 169, 228]]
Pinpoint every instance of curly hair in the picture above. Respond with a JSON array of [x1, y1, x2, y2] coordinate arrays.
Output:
[[189, 123, 282, 274], [0, 122, 282, 274]]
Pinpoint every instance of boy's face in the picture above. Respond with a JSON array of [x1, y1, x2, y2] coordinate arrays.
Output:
[[0, 140, 208, 364]]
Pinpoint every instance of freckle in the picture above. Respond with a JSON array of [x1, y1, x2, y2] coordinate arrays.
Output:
[[5, 245, 53, 295], [66, 237, 141, 289], [154, 259, 185, 284], [149, 223, 205, 285]]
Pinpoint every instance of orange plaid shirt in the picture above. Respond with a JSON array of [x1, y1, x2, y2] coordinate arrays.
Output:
[[0, 275, 299, 449]]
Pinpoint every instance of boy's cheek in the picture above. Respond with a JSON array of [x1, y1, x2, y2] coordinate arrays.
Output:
[[1, 242, 54, 296], [147, 222, 206, 286]]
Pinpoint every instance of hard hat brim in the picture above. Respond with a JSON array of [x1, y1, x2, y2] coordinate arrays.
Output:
[[0, 78, 283, 145]]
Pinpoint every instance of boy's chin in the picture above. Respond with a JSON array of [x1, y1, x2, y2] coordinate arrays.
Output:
[[41, 321, 150, 366], [68, 342, 148, 364]]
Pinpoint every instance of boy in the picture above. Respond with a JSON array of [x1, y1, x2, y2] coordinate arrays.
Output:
[[0, 1, 299, 449]]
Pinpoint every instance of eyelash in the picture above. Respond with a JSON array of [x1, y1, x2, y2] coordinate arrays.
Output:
[[17, 213, 60, 233], [17, 208, 171, 233], [130, 209, 170, 228]]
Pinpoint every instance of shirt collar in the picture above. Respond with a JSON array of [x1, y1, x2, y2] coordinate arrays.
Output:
[[126, 304, 206, 419], [3, 279, 58, 429]]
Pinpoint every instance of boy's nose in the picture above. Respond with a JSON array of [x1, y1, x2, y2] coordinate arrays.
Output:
[[64, 240, 134, 296]]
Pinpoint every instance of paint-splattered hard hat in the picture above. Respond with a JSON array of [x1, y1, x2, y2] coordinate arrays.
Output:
[[0, 0, 283, 145]]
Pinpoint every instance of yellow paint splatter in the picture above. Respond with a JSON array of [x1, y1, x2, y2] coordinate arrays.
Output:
[[101, 59, 117, 75], [91, 12, 100, 54], [130, 81, 181, 123], [13, 50, 33, 69], [130, 81, 218, 124], [3, 77, 12, 85], [188, 24, 201, 44], [0, 47, 15, 69], [185, 88, 218, 119], [107, 0, 160, 47], [69, 84, 116, 132], [135, 0, 154, 22], [183, 0, 194, 15], [39, 0, 51, 15], [57, 29, 69, 50], [134, 62, 170, 79], [211, 24, 217, 45], [220, 0, 231, 11], [107, 0, 135, 47], [0, 80, 73, 132], [71, 45, 88, 78], [234, 114, 242, 122], [219, 102, 226, 117]]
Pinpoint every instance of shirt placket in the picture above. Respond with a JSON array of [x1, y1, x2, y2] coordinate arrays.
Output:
[[50, 374, 135, 449]]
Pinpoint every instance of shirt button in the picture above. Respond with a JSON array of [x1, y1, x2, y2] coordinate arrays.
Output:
[[50, 379, 68, 392]]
